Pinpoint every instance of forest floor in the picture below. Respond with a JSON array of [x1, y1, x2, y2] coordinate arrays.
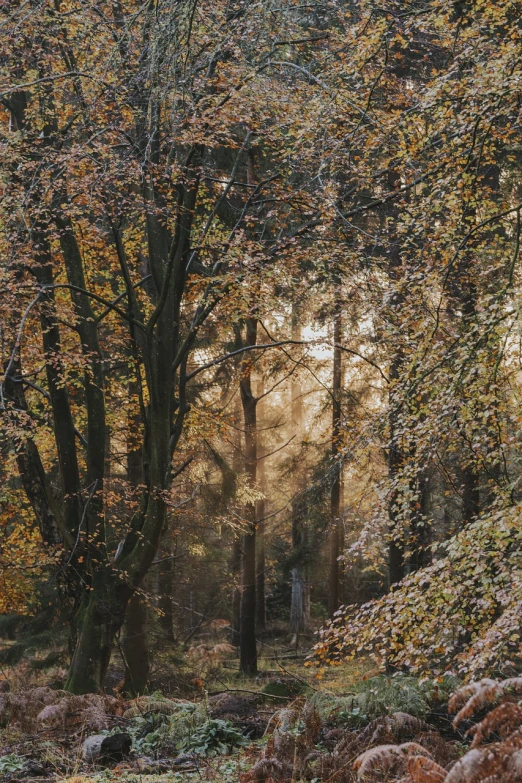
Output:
[[0, 635, 465, 783]]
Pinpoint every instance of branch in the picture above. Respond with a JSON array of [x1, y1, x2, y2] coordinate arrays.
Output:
[[171, 457, 194, 481], [45, 284, 146, 330], [185, 340, 308, 381], [258, 435, 295, 461], [12, 377, 88, 447], [0, 71, 114, 99], [335, 344, 389, 383], [1, 291, 43, 410], [95, 274, 151, 323]]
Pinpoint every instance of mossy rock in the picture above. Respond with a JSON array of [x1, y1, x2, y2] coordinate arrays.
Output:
[[260, 677, 310, 699]]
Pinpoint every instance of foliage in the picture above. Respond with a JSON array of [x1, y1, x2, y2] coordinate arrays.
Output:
[[1, 0, 522, 695], [0, 687, 124, 732], [313, 504, 522, 678], [350, 676, 522, 782], [0, 630, 61, 666], [355, 676, 433, 720], [126, 700, 207, 756], [0, 753, 27, 775], [180, 718, 249, 757], [0, 0, 327, 688]]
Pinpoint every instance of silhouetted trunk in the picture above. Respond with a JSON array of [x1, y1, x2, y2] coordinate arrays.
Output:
[[239, 318, 258, 675], [328, 304, 343, 617], [230, 397, 243, 645], [289, 308, 309, 634], [256, 411, 266, 630]]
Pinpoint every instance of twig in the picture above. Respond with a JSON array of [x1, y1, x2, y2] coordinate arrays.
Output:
[[207, 687, 293, 701]]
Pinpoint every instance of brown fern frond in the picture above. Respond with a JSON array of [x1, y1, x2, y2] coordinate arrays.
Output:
[[302, 702, 322, 744], [470, 702, 522, 748], [38, 693, 123, 730], [391, 712, 429, 737], [404, 755, 446, 783], [444, 748, 487, 783], [414, 732, 461, 768], [0, 687, 61, 731], [450, 680, 504, 728], [240, 756, 289, 782], [357, 716, 395, 747], [448, 682, 485, 714], [507, 748, 522, 780], [498, 677, 522, 697], [354, 742, 430, 781]]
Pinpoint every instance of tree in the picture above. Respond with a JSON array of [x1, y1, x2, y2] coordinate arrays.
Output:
[[0, 0, 322, 691]]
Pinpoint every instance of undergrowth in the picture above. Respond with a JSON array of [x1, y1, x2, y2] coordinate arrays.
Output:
[[3, 669, 522, 781]]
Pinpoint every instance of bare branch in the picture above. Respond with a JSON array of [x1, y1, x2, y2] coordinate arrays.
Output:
[[185, 340, 308, 381]]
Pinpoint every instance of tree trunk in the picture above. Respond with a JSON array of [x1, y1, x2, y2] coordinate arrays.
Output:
[[388, 353, 405, 587], [256, 387, 266, 631], [121, 592, 150, 695], [385, 167, 407, 588], [289, 307, 309, 634], [230, 535, 241, 645], [230, 397, 243, 645], [239, 318, 258, 675], [157, 550, 175, 642], [328, 304, 343, 617], [121, 375, 152, 690], [65, 579, 130, 694]]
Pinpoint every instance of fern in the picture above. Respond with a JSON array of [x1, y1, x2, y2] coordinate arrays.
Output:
[[180, 718, 249, 757], [356, 675, 431, 718], [123, 694, 192, 719], [404, 755, 446, 783], [354, 741, 431, 781], [131, 701, 207, 755], [37, 693, 122, 731]]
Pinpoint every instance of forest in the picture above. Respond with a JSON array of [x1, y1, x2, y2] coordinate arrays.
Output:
[[1, 0, 522, 781]]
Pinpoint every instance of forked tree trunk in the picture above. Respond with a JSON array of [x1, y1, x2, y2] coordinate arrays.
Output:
[[65, 578, 130, 694]]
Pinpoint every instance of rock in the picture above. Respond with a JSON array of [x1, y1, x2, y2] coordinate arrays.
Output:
[[0, 680, 10, 693], [260, 676, 308, 699], [136, 755, 197, 773], [172, 753, 198, 768], [82, 732, 132, 764], [209, 693, 259, 718], [208, 693, 267, 739]]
